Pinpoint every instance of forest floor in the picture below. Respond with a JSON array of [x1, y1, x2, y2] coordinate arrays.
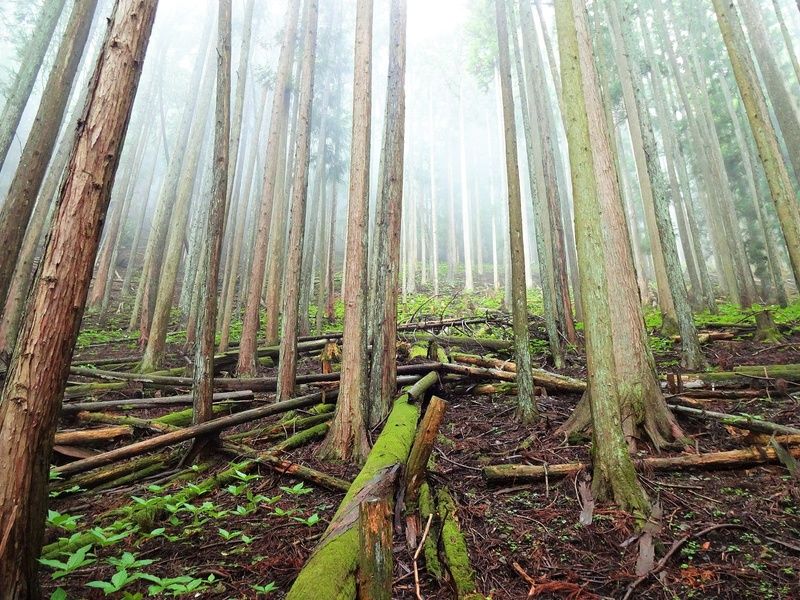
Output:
[[39, 300, 800, 599]]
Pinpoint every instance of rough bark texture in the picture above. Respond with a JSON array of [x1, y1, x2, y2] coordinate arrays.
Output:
[[495, 0, 537, 424], [318, 0, 372, 462], [367, 0, 407, 427], [0, 0, 158, 594], [556, 0, 648, 516], [276, 0, 319, 402]]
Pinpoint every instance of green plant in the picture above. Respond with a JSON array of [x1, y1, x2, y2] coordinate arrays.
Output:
[[292, 513, 321, 527], [280, 482, 313, 496], [47, 510, 82, 532], [232, 469, 260, 483], [218, 528, 242, 542], [140, 573, 216, 596], [90, 526, 135, 547], [107, 551, 155, 571], [49, 485, 83, 499], [49, 589, 67, 600], [87, 569, 144, 595], [39, 544, 95, 579], [252, 582, 279, 594]]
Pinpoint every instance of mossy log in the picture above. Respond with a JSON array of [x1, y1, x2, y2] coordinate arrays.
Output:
[[61, 390, 254, 413], [680, 364, 800, 389], [286, 372, 439, 600], [271, 422, 330, 453], [53, 426, 132, 446], [484, 442, 800, 483], [668, 404, 800, 436], [63, 381, 130, 399], [450, 352, 586, 392], [401, 332, 513, 351], [53, 390, 336, 477], [74, 411, 181, 434], [228, 405, 335, 443], [405, 396, 447, 511], [437, 487, 482, 599], [419, 483, 442, 581]]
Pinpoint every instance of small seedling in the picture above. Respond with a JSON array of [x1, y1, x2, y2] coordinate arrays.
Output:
[[39, 544, 95, 579], [47, 510, 82, 532], [280, 482, 312, 496], [252, 582, 278, 594], [292, 513, 320, 527]]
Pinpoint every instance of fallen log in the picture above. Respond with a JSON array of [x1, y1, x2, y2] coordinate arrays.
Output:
[[679, 364, 800, 389], [437, 487, 483, 600], [400, 332, 513, 351], [53, 390, 338, 477], [61, 390, 254, 413], [449, 353, 586, 392], [271, 422, 330, 453], [229, 405, 335, 443], [358, 497, 393, 600], [222, 443, 351, 492], [63, 381, 130, 399], [668, 404, 800, 436], [74, 412, 181, 435], [670, 332, 736, 344], [286, 372, 440, 600], [66, 362, 440, 392], [50, 451, 176, 495], [54, 426, 132, 446], [404, 396, 447, 511], [484, 443, 800, 483]]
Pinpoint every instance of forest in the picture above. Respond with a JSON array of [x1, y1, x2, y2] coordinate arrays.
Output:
[[0, 0, 799, 597]]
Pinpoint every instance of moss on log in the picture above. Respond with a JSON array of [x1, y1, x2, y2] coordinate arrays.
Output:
[[437, 487, 482, 599]]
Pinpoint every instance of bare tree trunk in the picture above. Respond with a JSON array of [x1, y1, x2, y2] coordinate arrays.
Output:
[[771, 0, 800, 86], [237, 0, 301, 376], [555, 0, 648, 517], [192, 0, 231, 442], [276, 0, 319, 402], [496, 0, 536, 424], [0, 0, 157, 592], [0, 0, 99, 313], [366, 0, 407, 427], [0, 0, 67, 170], [139, 43, 215, 372], [317, 0, 371, 460], [458, 85, 474, 292]]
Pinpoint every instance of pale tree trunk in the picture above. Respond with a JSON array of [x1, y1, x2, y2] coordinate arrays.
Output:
[[130, 17, 213, 334], [560, 0, 685, 451], [615, 2, 704, 370], [606, 0, 678, 333], [276, 0, 319, 402], [770, 0, 800, 86], [458, 84, 474, 292], [496, 0, 536, 425], [428, 96, 439, 296], [446, 154, 458, 284], [218, 85, 269, 352], [324, 176, 338, 321], [0, 0, 99, 314], [192, 0, 231, 445], [738, 0, 800, 182], [555, 0, 648, 517], [237, 0, 301, 376], [139, 43, 215, 372], [366, 0, 407, 426], [0, 0, 67, 170], [510, 4, 564, 367], [712, 0, 800, 290], [0, 0, 157, 592], [319, 0, 373, 454]]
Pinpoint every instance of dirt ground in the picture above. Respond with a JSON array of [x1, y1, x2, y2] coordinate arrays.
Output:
[[42, 330, 800, 599]]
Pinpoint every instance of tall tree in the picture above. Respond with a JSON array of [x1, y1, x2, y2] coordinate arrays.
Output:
[[276, 0, 320, 402], [496, 0, 536, 424], [318, 0, 372, 462], [0, 0, 67, 170], [555, 0, 648, 516], [366, 0, 407, 426], [0, 0, 158, 591], [0, 0, 99, 316], [712, 0, 800, 290], [237, 0, 302, 376], [192, 0, 231, 444]]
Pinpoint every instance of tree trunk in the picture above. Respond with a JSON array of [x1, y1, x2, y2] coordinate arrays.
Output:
[[495, 0, 536, 425], [0, 0, 67, 170], [191, 0, 231, 445], [236, 0, 301, 377], [712, 0, 800, 290], [366, 0, 407, 427], [0, 0, 157, 593], [770, 0, 800, 87], [0, 0, 99, 313], [276, 0, 319, 402], [458, 84, 473, 292], [556, 0, 648, 516]]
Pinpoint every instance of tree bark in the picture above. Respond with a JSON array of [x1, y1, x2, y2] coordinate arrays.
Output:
[[276, 0, 319, 402], [0, 0, 158, 593], [236, 0, 301, 376]]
